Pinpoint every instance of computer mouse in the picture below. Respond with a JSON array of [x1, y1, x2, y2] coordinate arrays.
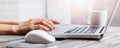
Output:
[[24, 30, 56, 44]]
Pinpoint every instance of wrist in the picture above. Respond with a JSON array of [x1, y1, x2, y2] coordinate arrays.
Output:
[[12, 24, 31, 35], [12, 25, 19, 34]]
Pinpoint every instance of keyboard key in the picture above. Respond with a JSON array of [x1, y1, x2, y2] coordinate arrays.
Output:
[[82, 26, 91, 33], [90, 27, 98, 33], [73, 27, 83, 33], [86, 27, 93, 33], [65, 27, 78, 33], [77, 27, 87, 33], [65, 26, 98, 33]]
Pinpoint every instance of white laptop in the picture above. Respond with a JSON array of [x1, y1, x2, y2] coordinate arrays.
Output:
[[48, 24, 106, 39], [47, 0, 118, 40]]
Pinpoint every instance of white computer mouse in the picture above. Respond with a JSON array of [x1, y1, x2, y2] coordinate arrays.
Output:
[[24, 30, 56, 44]]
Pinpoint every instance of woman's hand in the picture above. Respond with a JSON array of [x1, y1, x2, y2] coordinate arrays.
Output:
[[13, 18, 59, 34], [28, 18, 59, 31]]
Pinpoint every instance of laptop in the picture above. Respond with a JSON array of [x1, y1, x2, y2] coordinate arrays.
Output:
[[47, 0, 118, 40], [48, 24, 106, 39]]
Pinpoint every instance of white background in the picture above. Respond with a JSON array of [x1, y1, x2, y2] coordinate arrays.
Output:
[[0, 0, 119, 26]]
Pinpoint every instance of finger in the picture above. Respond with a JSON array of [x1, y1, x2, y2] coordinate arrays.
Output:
[[44, 19, 55, 29], [29, 18, 42, 24], [34, 25, 41, 30], [46, 19, 55, 26], [30, 25, 40, 30], [39, 25, 50, 31], [41, 20, 54, 30], [35, 18, 44, 24], [49, 19, 60, 24]]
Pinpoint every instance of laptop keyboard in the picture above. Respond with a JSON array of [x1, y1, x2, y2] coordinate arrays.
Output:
[[65, 26, 99, 33]]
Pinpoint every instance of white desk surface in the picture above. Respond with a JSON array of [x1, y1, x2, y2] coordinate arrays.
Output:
[[0, 26, 120, 48]]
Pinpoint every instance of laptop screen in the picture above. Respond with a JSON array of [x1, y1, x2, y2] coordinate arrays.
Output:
[[106, 0, 119, 27]]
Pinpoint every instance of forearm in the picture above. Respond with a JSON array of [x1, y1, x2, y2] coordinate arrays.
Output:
[[0, 21, 22, 35], [0, 24, 31, 35], [0, 21, 19, 25], [0, 20, 33, 35], [0, 24, 16, 35]]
